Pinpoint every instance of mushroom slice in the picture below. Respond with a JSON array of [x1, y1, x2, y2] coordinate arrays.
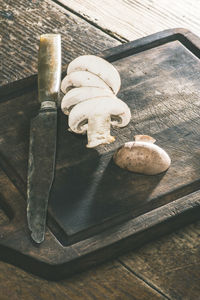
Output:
[[113, 135, 171, 175], [61, 71, 112, 94], [61, 87, 113, 115], [67, 55, 121, 95], [68, 97, 131, 148]]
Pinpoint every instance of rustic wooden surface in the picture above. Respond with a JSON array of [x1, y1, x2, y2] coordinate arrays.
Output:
[[0, 260, 168, 300], [49, 39, 200, 242], [0, 0, 200, 299], [120, 221, 200, 300], [0, 0, 119, 86], [1, 31, 200, 280], [0, 222, 200, 300], [58, 0, 200, 41]]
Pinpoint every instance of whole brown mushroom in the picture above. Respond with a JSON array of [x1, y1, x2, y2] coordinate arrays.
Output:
[[113, 135, 171, 175]]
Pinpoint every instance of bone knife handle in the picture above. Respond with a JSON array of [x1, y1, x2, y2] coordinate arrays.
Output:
[[38, 34, 61, 104]]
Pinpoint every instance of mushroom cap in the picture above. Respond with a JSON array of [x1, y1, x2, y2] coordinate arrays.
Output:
[[61, 71, 112, 94], [113, 140, 171, 175], [61, 86, 113, 115], [67, 55, 121, 94], [68, 96, 131, 134], [134, 135, 156, 143]]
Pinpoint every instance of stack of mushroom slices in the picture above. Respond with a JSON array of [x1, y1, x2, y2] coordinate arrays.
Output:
[[61, 55, 131, 148]]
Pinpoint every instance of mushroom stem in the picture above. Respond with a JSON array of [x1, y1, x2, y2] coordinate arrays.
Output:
[[87, 114, 115, 148]]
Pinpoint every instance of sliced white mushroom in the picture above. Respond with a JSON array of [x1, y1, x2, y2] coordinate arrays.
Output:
[[61, 71, 112, 94], [68, 97, 131, 148], [61, 86, 113, 115], [113, 135, 171, 175], [67, 55, 121, 94]]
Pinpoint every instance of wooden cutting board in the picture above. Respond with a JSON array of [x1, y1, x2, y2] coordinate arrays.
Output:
[[0, 28, 200, 280]]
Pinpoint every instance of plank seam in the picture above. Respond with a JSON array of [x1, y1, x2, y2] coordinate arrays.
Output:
[[118, 259, 172, 300], [52, 0, 128, 43]]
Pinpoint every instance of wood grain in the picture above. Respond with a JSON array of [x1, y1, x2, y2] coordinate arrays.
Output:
[[1, 37, 200, 245], [1, 0, 200, 297], [0, 32, 200, 284], [0, 260, 167, 300], [0, 165, 199, 299], [0, 210, 9, 226], [0, 0, 119, 86], [120, 220, 200, 300], [57, 0, 200, 41], [0, 156, 199, 279], [48, 39, 200, 243]]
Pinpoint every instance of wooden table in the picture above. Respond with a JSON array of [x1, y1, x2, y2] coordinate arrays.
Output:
[[0, 1, 200, 299]]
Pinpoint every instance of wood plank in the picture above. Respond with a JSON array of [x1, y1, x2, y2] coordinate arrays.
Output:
[[0, 159, 199, 297], [1, 36, 200, 244], [0, 30, 200, 281], [0, 0, 119, 86], [1, 1, 200, 295], [120, 220, 200, 300], [57, 0, 200, 41], [0, 260, 168, 300], [49, 39, 200, 243], [0, 163, 199, 279]]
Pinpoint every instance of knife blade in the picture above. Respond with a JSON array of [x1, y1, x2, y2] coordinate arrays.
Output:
[[27, 34, 61, 243]]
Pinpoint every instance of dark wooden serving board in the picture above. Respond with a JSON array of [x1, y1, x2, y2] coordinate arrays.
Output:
[[0, 29, 200, 280]]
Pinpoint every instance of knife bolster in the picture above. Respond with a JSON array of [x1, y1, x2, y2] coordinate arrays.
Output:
[[41, 101, 56, 109]]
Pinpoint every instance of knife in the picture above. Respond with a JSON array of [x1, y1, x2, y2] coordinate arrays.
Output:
[[27, 34, 61, 243]]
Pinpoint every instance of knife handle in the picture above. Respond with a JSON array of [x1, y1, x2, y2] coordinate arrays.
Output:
[[38, 34, 61, 104]]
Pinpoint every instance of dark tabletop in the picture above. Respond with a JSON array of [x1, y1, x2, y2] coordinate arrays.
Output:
[[0, 0, 200, 299]]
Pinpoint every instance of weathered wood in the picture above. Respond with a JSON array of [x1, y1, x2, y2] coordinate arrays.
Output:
[[1, 0, 200, 296], [120, 220, 200, 300], [57, 0, 200, 41], [0, 0, 119, 87], [0, 161, 200, 279], [2, 31, 200, 242], [50, 38, 200, 243], [0, 260, 168, 300], [0, 29, 200, 279], [0, 160, 199, 297], [0, 210, 9, 226]]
